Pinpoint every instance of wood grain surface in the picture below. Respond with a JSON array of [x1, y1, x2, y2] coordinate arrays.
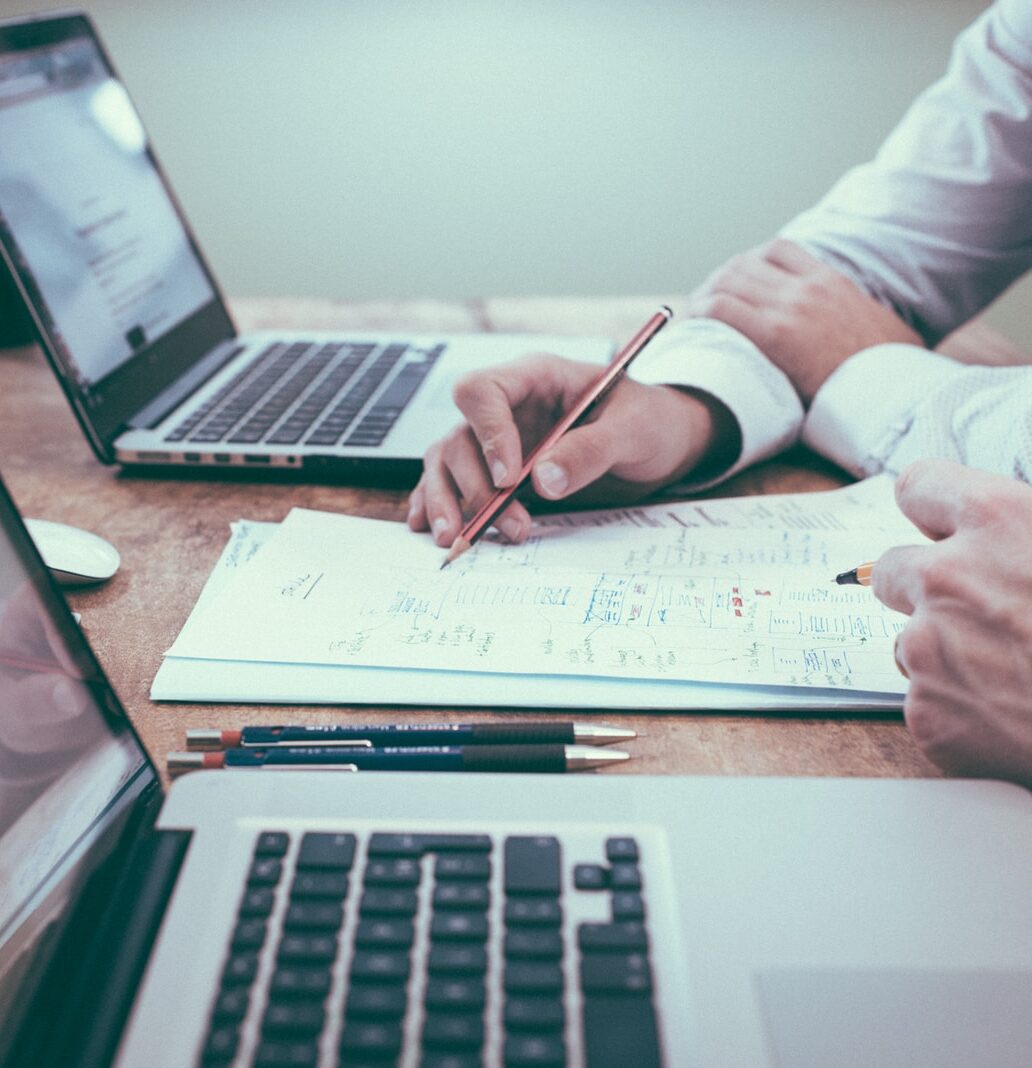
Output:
[[5, 296, 1021, 787]]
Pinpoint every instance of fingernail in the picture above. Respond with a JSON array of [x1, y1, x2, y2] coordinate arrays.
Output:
[[498, 515, 524, 541], [489, 458, 508, 487], [431, 516, 450, 541], [536, 461, 568, 498]]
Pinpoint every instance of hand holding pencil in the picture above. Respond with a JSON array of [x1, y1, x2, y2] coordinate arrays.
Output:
[[407, 307, 740, 556]]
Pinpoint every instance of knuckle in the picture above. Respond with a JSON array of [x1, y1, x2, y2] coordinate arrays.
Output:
[[895, 619, 939, 678], [451, 372, 486, 410], [913, 555, 958, 600], [959, 488, 1011, 530], [902, 692, 942, 752]]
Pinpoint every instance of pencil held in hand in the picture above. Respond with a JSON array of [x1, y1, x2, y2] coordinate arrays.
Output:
[[835, 562, 873, 586], [443, 305, 674, 567]]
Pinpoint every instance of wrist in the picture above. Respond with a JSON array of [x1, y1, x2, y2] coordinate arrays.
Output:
[[665, 386, 743, 484]]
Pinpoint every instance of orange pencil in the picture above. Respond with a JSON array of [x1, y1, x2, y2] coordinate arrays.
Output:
[[834, 562, 874, 586], [442, 305, 674, 568]]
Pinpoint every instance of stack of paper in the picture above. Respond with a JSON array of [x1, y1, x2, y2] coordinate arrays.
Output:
[[153, 476, 917, 711]]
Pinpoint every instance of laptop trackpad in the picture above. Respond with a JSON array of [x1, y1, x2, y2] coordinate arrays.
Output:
[[756, 967, 1032, 1067]]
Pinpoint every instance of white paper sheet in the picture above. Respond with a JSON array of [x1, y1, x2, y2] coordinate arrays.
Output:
[[154, 477, 916, 709]]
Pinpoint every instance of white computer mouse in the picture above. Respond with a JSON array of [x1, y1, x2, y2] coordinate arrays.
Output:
[[24, 518, 121, 587]]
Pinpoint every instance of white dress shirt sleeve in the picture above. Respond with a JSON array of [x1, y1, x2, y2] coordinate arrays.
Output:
[[628, 318, 804, 490], [781, 0, 1032, 346], [804, 344, 1032, 482]]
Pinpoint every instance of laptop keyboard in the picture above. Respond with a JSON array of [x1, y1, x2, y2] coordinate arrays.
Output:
[[164, 341, 444, 449], [199, 829, 663, 1067]]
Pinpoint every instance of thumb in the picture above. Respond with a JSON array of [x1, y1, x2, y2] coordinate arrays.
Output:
[[531, 420, 624, 500]]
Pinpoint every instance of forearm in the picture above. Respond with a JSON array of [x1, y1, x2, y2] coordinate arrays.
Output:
[[781, 0, 1032, 344]]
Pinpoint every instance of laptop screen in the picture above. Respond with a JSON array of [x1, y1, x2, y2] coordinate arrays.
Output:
[[0, 475, 153, 1032], [0, 24, 215, 389], [0, 12, 236, 459]]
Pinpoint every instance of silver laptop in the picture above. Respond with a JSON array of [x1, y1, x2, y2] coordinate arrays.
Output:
[[2, 488, 1032, 1065], [0, 11, 610, 482]]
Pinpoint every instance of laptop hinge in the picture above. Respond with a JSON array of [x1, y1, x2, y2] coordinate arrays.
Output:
[[128, 340, 243, 430]]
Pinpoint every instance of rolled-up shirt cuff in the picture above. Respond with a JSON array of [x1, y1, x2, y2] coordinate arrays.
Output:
[[802, 343, 968, 476], [628, 318, 804, 490]]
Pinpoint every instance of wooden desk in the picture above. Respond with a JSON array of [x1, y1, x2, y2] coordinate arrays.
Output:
[[6, 296, 1019, 786]]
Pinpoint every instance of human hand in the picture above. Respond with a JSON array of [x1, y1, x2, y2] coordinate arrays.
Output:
[[407, 353, 738, 547], [871, 459, 1032, 788], [686, 238, 923, 403]]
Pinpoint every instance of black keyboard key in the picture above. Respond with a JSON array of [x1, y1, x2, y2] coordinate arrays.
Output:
[[239, 887, 276, 917], [342, 432, 386, 446], [609, 863, 642, 890], [424, 978, 486, 1012], [282, 901, 343, 931], [346, 983, 408, 1019], [269, 966, 333, 1000], [202, 1025, 240, 1063], [222, 954, 259, 986], [367, 832, 427, 857], [505, 997, 564, 1032], [253, 1038, 319, 1066], [296, 832, 356, 870], [430, 913, 489, 942], [339, 1020, 403, 1059], [504, 899, 561, 928], [290, 870, 349, 900], [211, 987, 250, 1023], [360, 888, 419, 916], [304, 429, 344, 446], [255, 832, 290, 856], [355, 918, 415, 948], [427, 944, 488, 975], [423, 833, 492, 853], [434, 883, 490, 911], [231, 918, 268, 951], [248, 857, 283, 886], [605, 836, 639, 862], [422, 1012, 485, 1049], [262, 999, 326, 1037], [578, 922, 648, 952], [277, 933, 339, 963], [503, 1033, 566, 1066], [504, 961, 564, 995], [349, 950, 411, 983], [611, 892, 645, 922], [504, 837, 561, 896], [436, 854, 491, 881], [364, 857, 422, 886], [580, 953, 652, 994], [573, 864, 608, 890], [421, 1054, 482, 1068], [581, 993, 662, 1068], [504, 930, 563, 960]]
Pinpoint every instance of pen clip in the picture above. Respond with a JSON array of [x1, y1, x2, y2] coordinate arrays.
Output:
[[257, 764, 360, 772]]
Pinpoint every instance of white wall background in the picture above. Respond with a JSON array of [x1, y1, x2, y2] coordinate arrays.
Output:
[[3, 0, 1026, 344]]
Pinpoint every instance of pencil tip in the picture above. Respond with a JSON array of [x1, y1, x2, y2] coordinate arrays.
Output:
[[442, 536, 471, 569], [834, 569, 858, 585]]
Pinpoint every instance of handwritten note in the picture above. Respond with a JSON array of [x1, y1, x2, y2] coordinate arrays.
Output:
[[167, 477, 917, 695]]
